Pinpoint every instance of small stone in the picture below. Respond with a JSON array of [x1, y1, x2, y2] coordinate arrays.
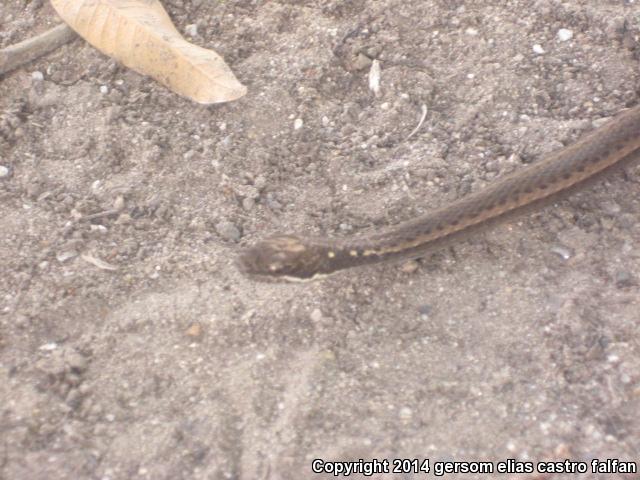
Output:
[[532, 44, 545, 55], [215, 220, 241, 242], [185, 323, 202, 338], [185, 24, 198, 37], [254, 176, 267, 190], [399, 407, 413, 420], [401, 260, 419, 274], [65, 351, 88, 373], [0, 165, 9, 178], [115, 213, 131, 225], [293, 118, 304, 130], [113, 195, 125, 211], [465, 28, 478, 36], [418, 304, 432, 317], [99, 85, 109, 94], [242, 197, 255, 211], [31, 71, 44, 81], [550, 245, 573, 260], [352, 52, 372, 71], [614, 271, 635, 288], [310, 309, 323, 322], [321, 116, 330, 127], [557, 29, 573, 42]]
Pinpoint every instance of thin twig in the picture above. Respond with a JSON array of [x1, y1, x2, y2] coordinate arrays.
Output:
[[80, 209, 121, 222], [0, 24, 76, 76], [405, 104, 428, 141]]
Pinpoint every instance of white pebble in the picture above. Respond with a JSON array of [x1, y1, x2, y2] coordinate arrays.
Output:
[[369, 59, 381, 97], [0, 165, 9, 178], [310, 309, 323, 322], [465, 28, 478, 36], [550, 245, 572, 260], [399, 407, 413, 420], [31, 71, 44, 81], [532, 44, 545, 55], [185, 24, 198, 37], [100, 85, 109, 94], [293, 118, 304, 130], [557, 29, 573, 42], [321, 116, 330, 126]]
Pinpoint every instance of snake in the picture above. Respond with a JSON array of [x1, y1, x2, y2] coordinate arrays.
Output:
[[238, 105, 640, 281]]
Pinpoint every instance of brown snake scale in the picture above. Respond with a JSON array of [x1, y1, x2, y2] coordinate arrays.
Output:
[[238, 106, 640, 281]]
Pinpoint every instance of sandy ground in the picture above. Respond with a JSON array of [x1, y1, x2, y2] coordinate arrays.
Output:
[[1, 1, 639, 479]]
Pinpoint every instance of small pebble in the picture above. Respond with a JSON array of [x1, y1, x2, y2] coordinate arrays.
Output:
[[418, 304, 432, 317], [293, 118, 304, 130], [550, 245, 572, 260], [215, 220, 241, 242], [399, 407, 413, 420], [532, 44, 545, 55], [310, 309, 323, 322], [321, 116, 330, 127], [65, 351, 88, 373], [401, 260, 419, 274], [614, 271, 635, 288], [116, 213, 131, 225], [557, 29, 573, 42], [0, 165, 9, 178], [242, 197, 255, 211], [185, 323, 202, 338], [31, 71, 44, 81], [185, 24, 198, 37], [254, 176, 267, 190], [352, 52, 372, 70], [113, 195, 125, 211]]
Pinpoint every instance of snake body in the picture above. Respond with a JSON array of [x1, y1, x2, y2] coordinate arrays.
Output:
[[238, 106, 640, 281]]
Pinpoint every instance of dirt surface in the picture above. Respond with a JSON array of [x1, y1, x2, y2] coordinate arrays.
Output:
[[1, 1, 639, 479]]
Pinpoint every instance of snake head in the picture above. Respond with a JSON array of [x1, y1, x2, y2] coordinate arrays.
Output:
[[237, 235, 331, 281]]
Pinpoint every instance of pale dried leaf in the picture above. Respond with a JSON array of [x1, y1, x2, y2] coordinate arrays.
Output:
[[81, 254, 118, 271], [368, 59, 381, 97], [51, 0, 246, 104]]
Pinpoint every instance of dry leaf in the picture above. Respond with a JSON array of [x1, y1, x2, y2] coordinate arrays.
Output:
[[51, 0, 246, 104], [81, 254, 118, 271]]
